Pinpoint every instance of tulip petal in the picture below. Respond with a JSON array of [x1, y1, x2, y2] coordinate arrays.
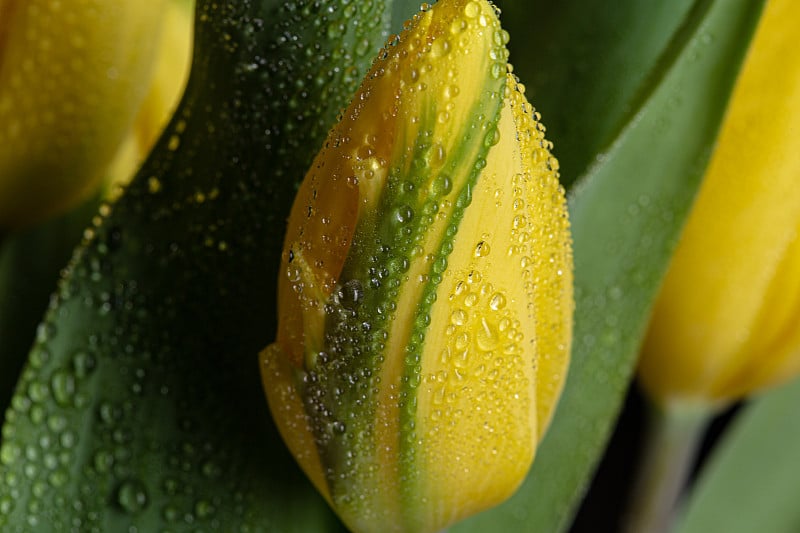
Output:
[[263, 2, 573, 532]]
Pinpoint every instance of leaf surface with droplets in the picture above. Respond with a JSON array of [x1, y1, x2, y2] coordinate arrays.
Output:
[[0, 0, 390, 530]]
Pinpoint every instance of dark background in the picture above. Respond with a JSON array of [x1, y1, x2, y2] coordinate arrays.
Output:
[[570, 386, 739, 532]]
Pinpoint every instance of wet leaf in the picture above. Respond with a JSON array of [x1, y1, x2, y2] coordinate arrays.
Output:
[[0, 0, 390, 530], [496, 0, 696, 187]]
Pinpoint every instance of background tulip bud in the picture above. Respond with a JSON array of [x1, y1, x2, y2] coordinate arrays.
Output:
[[0, 0, 169, 229], [260, 1, 573, 531], [639, 0, 800, 407]]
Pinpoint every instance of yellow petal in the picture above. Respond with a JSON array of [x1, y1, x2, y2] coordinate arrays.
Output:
[[415, 72, 572, 528], [0, 0, 168, 228]]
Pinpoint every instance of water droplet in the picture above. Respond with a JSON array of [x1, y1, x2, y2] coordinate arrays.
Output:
[[116, 479, 148, 514], [474, 241, 490, 257], [201, 460, 221, 479], [46, 414, 67, 433], [450, 309, 466, 326], [167, 135, 180, 151], [431, 174, 452, 196], [455, 333, 470, 351], [93, 449, 114, 473], [476, 318, 499, 350], [71, 351, 96, 378], [393, 205, 414, 224], [147, 177, 162, 194], [0, 443, 21, 465], [489, 293, 506, 311], [195, 499, 215, 519], [338, 279, 364, 309], [27, 381, 49, 403], [432, 256, 447, 275], [59, 430, 76, 449], [0, 496, 13, 515], [485, 127, 501, 147], [162, 504, 180, 522], [48, 468, 68, 487], [29, 348, 51, 369], [355, 38, 371, 57], [328, 22, 346, 40], [50, 370, 76, 407], [36, 322, 56, 343], [490, 62, 503, 79]]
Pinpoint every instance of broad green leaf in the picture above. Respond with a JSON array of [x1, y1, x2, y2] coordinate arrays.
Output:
[[455, 0, 764, 531], [0, 0, 390, 530], [676, 377, 800, 533], [495, 0, 694, 187]]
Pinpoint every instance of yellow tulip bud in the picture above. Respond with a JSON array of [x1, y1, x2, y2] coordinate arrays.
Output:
[[260, 1, 573, 531], [639, 0, 800, 407], [0, 0, 169, 229]]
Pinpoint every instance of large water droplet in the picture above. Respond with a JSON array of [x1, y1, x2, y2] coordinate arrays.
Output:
[[71, 351, 96, 378], [450, 309, 466, 326], [489, 293, 506, 311], [116, 479, 148, 514], [431, 174, 452, 196], [338, 279, 364, 309], [0, 443, 21, 465], [464, 1, 480, 18], [50, 370, 76, 407]]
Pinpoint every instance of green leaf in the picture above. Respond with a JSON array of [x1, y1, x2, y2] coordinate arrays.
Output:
[[390, 0, 424, 33], [455, 0, 764, 531], [496, 0, 695, 187], [676, 378, 800, 533], [0, 0, 390, 530]]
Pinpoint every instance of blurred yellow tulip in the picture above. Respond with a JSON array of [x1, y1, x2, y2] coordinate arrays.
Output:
[[0, 0, 193, 229], [639, 0, 800, 407], [106, 0, 194, 198], [260, 1, 573, 531]]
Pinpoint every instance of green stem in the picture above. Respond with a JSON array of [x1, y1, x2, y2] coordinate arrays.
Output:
[[623, 401, 713, 533]]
